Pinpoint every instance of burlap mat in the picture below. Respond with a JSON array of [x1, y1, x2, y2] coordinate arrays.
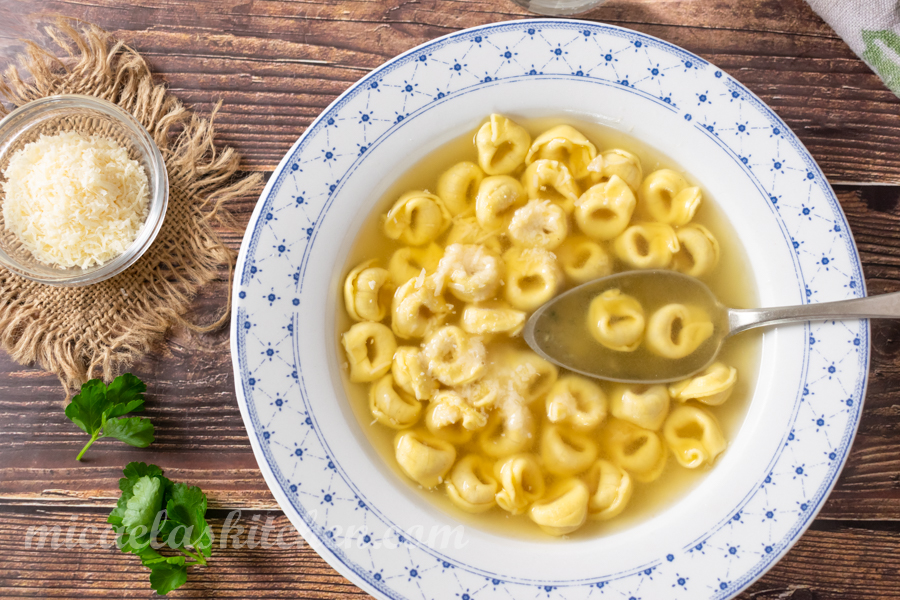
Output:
[[0, 21, 262, 394]]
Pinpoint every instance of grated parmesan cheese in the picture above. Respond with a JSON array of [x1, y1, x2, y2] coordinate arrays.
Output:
[[2, 131, 151, 269]]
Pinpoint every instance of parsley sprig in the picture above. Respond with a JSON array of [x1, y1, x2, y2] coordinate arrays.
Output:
[[108, 462, 212, 595], [65, 373, 155, 461]]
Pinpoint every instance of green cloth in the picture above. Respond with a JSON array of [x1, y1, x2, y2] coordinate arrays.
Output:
[[808, 0, 900, 96]]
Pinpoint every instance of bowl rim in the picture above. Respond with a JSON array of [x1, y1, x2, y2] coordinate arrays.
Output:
[[0, 93, 169, 286], [230, 17, 869, 600]]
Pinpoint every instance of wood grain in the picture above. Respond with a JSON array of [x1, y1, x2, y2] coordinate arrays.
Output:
[[1, 0, 900, 598], [1, 509, 899, 599], [0, 0, 896, 182]]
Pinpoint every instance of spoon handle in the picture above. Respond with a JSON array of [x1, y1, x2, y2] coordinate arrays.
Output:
[[727, 291, 900, 335]]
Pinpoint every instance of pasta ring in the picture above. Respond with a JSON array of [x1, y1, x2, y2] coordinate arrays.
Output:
[[526, 124, 597, 180], [673, 223, 720, 277], [344, 259, 392, 322], [575, 175, 637, 241], [437, 160, 484, 216], [555, 235, 612, 283], [521, 159, 581, 213], [369, 374, 422, 429], [662, 405, 727, 468], [587, 288, 645, 352], [384, 190, 451, 246], [528, 478, 590, 536], [341, 321, 397, 383], [613, 222, 680, 269], [637, 169, 702, 226], [394, 429, 457, 488], [645, 303, 715, 359], [586, 148, 643, 191], [502, 247, 563, 311], [475, 114, 531, 175]]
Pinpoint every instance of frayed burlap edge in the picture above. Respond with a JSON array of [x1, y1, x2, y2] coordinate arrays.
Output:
[[0, 20, 262, 395]]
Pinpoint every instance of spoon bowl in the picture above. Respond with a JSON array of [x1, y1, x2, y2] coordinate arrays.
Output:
[[523, 270, 728, 383], [525, 269, 900, 383]]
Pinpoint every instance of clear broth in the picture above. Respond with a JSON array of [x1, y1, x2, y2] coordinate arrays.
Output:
[[336, 117, 761, 540]]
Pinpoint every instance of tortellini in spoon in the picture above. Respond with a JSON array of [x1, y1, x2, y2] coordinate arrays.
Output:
[[523, 270, 730, 383]]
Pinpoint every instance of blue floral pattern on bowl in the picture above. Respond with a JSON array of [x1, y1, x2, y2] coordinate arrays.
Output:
[[232, 19, 867, 600]]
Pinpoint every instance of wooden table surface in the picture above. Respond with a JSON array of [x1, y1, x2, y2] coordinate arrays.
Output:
[[1, 0, 899, 598]]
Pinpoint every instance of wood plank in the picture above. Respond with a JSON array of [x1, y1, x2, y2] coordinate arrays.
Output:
[[0, 508, 898, 598], [0, 0, 896, 182], [0, 509, 367, 598]]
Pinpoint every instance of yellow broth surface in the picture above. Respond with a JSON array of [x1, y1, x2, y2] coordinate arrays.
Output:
[[336, 116, 761, 540]]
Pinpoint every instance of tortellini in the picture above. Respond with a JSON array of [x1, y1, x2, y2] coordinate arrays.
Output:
[[478, 406, 535, 458], [600, 418, 667, 483], [609, 384, 670, 431], [461, 300, 526, 336], [613, 222, 680, 269], [521, 159, 581, 213], [541, 424, 598, 476], [645, 304, 715, 359], [425, 391, 486, 444], [344, 260, 393, 322], [491, 348, 559, 403], [394, 429, 457, 488], [575, 175, 637, 241], [392, 346, 436, 401], [526, 125, 597, 180], [342, 322, 397, 383], [341, 114, 747, 538], [587, 289, 645, 352], [475, 175, 527, 231], [555, 236, 612, 283], [545, 375, 607, 431], [432, 243, 502, 302], [475, 114, 531, 175], [528, 478, 590, 536], [422, 326, 486, 386], [638, 169, 702, 226], [508, 199, 568, 249], [663, 405, 726, 468], [388, 243, 443, 285], [586, 149, 643, 191], [384, 190, 451, 246], [584, 460, 633, 521], [446, 455, 498, 513], [391, 277, 452, 339], [673, 223, 720, 277], [668, 362, 737, 406], [369, 374, 422, 429], [502, 247, 564, 311], [437, 161, 484, 216], [445, 216, 502, 253], [494, 453, 545, 515]]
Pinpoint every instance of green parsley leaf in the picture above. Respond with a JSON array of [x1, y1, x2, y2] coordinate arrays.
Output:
[[148, 562, 189, 596], [64, 373, 155, 461], [104, 417, 155, 448], [64, 379, 108, 434], [109, 463, 170, 531], [164, 483, 212, 556], [105, 373, 147, 407], [109, 462, 212, 595], [122, 476, 164, 537]]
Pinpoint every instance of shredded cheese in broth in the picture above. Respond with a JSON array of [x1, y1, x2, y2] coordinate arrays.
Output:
[[2, 131, 150, 269]]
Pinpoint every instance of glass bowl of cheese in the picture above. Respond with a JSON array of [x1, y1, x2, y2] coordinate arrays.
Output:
[[0, 94, 168, 285]]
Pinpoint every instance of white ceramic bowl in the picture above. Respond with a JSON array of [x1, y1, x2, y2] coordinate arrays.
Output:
[[232, 19, 867, 600]]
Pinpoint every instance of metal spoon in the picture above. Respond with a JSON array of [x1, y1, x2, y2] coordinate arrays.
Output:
[[523, 270, 893, 384]]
